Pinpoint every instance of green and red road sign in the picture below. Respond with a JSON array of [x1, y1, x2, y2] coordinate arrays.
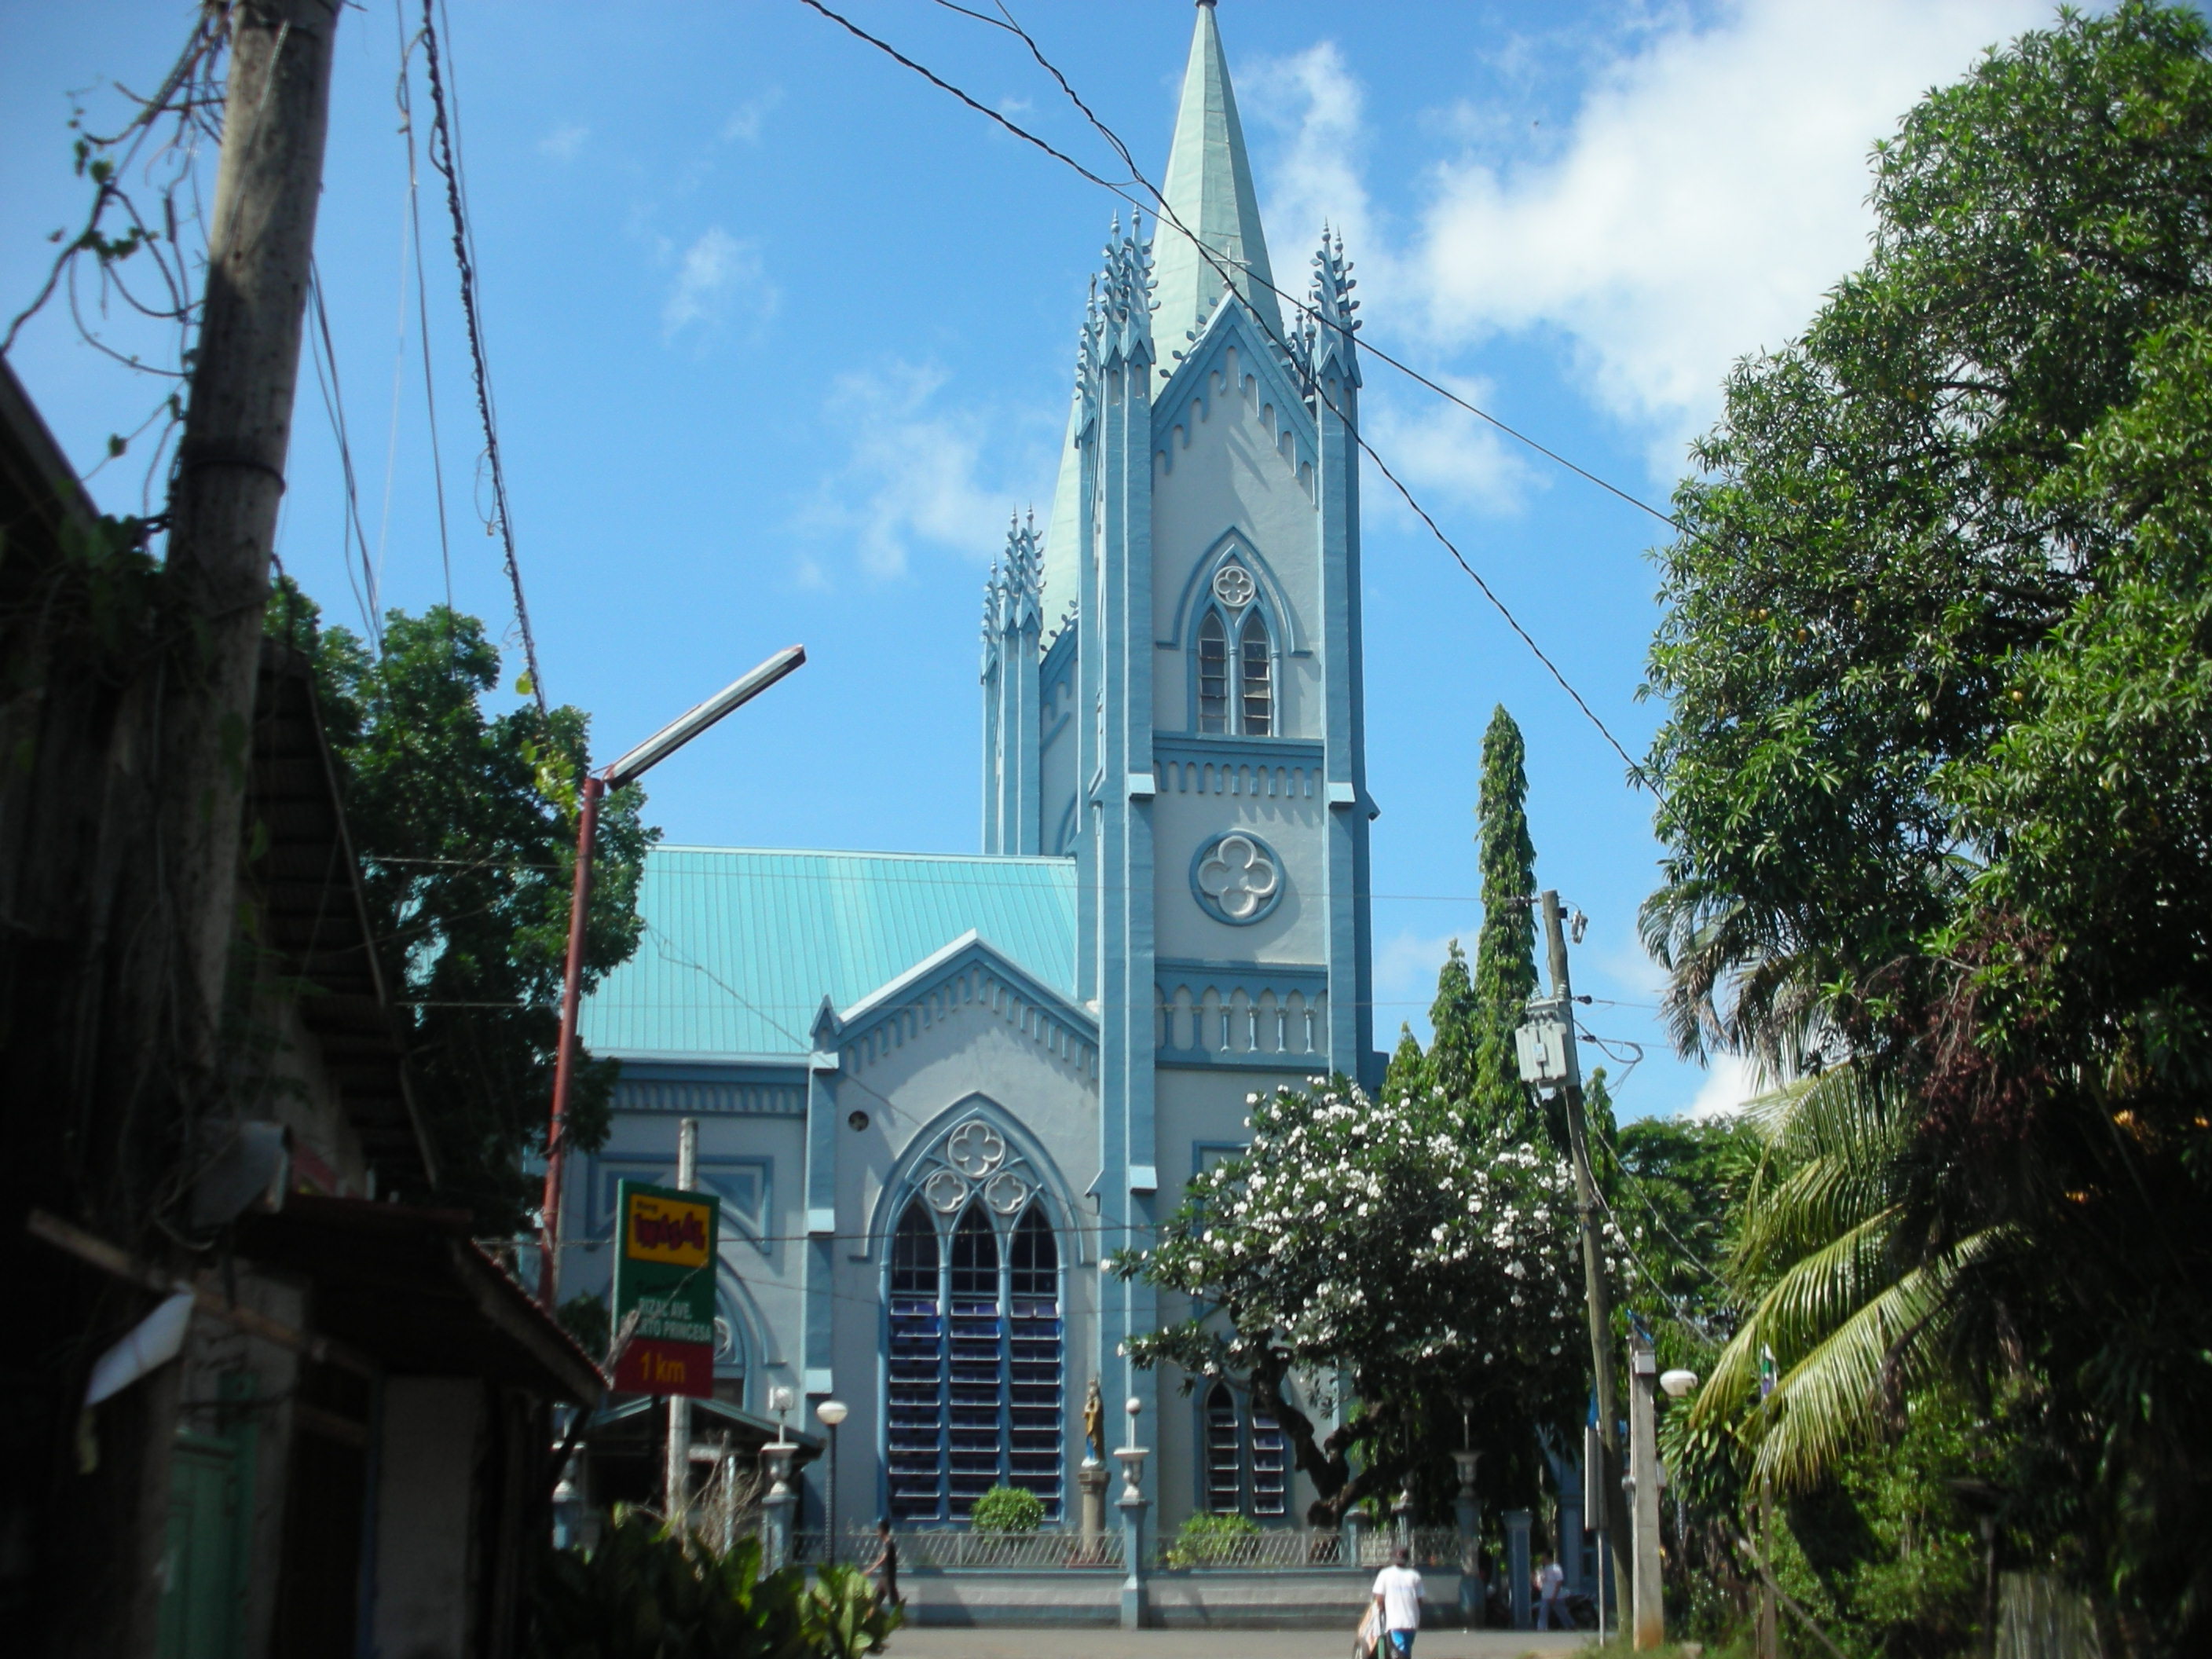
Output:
[[610, 1179, 719, 1397]]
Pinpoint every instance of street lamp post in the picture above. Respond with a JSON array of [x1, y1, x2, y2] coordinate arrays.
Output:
[[816, 1397, 849, 1566], [536, 645, 806, 1307]]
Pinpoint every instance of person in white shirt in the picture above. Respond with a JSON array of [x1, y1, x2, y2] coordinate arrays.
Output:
[[1371, 1545, 1425, 1657], [1536, 1553, 1568, 1628]]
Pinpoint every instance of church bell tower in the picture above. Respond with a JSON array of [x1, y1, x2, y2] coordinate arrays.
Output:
[[978, 0, 1378, 1418]]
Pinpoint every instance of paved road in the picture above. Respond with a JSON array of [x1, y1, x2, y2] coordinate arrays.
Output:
[[883, 1630, 1591, 1659]]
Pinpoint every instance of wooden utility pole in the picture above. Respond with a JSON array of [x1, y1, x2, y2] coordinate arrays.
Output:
[[61, 8, 342, 1653], [1538, 890, 1634, 1633]]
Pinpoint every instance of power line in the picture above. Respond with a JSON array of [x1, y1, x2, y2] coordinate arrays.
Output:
[[418, 0, 545, 712], [306, 258, 381, 648], [797, 0, 1664, 796]]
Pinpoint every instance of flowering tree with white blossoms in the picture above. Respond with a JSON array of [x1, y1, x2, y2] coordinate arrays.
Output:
[[1115, 1078, 1607, 1525]]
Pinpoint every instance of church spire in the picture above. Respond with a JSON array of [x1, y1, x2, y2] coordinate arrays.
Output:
[[1152, 0, 1281, 351]]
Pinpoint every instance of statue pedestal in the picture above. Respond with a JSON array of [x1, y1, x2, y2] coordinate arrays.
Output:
[[1115, 1445, 1150, 1629], [1078, 1458, 1109, 1562]]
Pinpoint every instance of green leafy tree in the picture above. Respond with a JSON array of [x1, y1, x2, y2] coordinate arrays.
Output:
[[1643, 1, 2212, 1065], [1116, 1079, 1599, 1524], [1642, 9, 2212, 1639], [1609, 1108, 1762, 1338], [280, 596, 657, 1229]]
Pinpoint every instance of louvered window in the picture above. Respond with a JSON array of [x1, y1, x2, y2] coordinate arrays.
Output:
[[1251, 1408, 1289, 1515], [886, 1202, 944, 1522], [1200, 1382, 1291, 1518], [884, 1198, 1064, 1523], [1203, 1382, 1243, 1514], [1005, 1207, 1062, 1507], [1198, 612, 1229, 732], [1239, 612, 1272, 735], [947, 1206, 1004, 1515]]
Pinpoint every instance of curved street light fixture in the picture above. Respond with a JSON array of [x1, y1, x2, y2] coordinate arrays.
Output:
[[537, 646, 808, 1307]]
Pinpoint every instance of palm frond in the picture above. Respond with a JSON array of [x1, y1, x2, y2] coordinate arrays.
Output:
[[1690, 1207, 1903, 1431], [1732, 1065, 1906, 1279], [1748, 1228, 2007, 1491]]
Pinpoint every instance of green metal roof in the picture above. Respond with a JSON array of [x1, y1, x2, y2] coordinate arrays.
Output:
[[580, 847, 1079, 1060]]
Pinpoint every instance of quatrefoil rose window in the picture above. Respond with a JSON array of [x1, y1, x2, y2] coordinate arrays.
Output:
[[1192, 831, 1284, 925], [1211, 563, 1255, 608], [944, 1120, 1006, 1177]]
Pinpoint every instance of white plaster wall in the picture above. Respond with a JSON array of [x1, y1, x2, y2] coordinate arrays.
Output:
[[1151, 786, 1327, 964], [824, 977, 1101, 1530], [372, 1378, 482, 1659]]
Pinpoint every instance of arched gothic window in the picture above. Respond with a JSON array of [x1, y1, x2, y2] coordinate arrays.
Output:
[[1197, 611, 1229, 733], [1239, 611, 1272, 735], [884, 1192, 1065, 1524], [1199, 1382, 1291, 1518], [1192, 569, 1275, 737]]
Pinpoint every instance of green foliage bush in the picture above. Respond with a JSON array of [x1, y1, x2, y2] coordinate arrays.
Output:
[[1165, 1511, 1259, 1567], [967, 1484, 1046, 1533], [532, 1508, 901, 1659]]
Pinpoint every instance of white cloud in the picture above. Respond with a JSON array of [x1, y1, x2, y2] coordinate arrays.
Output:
[[1243, 42, 1379, 271], [1241, 4, 2049, 483], [1681, 1051, 1762, 1120], [804, 363, 1039, 581], [1364, 379, 1536, 516], [661, 227, 767, 342], [1372, 923, 1478, 1045], [1410, 0, 2049, 472], [538, 123, 590, 162], [722, 89, 783, 145]]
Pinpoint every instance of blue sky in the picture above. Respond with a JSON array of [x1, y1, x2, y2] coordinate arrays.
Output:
[[2, 0, 2060, 1120]]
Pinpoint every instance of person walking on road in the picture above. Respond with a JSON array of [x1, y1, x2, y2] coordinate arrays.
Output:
[[1536, 1552, 1567, 1629], [866, 1517, 901, 1611], [1371, 1544, 1425, 1657]]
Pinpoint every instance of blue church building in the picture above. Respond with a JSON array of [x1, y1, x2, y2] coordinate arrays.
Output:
[[567, 0, 1382, 1536]]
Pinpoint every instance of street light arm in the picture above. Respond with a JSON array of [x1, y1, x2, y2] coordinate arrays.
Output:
[[603, 644, 806, 789]]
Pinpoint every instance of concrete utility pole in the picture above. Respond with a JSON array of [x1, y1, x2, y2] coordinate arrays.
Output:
[[1537, 890, 1635, 1632], [665, 1116, 698, 1524], [1628, 1335, 1666, 1648]]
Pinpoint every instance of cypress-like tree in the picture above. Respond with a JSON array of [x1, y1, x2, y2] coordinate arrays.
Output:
[[1468, 706, 1541, 1133], [1382, 1021, 1430, 1103], [1423, 941, 1479, 1101], [1395, 706, 1544, 1133]]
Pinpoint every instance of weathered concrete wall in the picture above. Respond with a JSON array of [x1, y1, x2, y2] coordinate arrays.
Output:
[[372, 1378, 482, 1659]]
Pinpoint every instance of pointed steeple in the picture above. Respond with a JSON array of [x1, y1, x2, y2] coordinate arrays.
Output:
[[1152, 0, 1282, 352]]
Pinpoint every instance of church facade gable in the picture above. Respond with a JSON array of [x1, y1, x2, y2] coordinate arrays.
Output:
[[573, 2, 1381, 1547]]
